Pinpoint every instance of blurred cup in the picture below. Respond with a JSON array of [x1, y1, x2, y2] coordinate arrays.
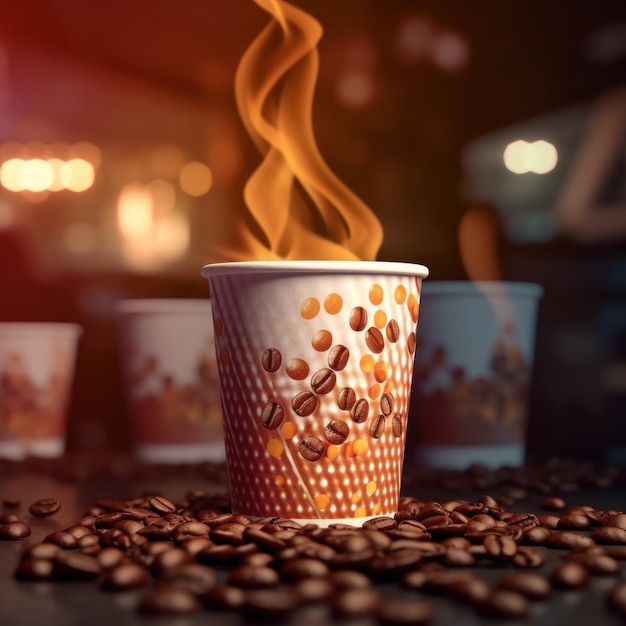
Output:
[[0, 322, 82, 459], [201, 260, 429, 524], [408, 281, 543, 470], [116, 299, 224, 463]]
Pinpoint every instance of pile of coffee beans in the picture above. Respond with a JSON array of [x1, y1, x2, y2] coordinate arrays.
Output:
[[3, 478, 626, 623]]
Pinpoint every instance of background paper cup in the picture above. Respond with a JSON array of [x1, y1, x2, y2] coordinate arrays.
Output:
[[201, 260, 429, 524], [116, 299, 224, 463], [408, 281, 543, 470], [0, 322, 82, 459]]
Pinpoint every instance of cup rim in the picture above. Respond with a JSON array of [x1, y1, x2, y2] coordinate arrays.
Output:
[[115, 299, 212, 315], [422, 281, 543, 297], [201, 260, 429, 279], [0, 322, 83, 338]]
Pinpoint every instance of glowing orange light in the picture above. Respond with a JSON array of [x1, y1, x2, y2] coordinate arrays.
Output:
[[117, 183, 153, 239], [0, 158, 25, 192], [61, 158, 95, 192], [335, 70, 376, 108], [179, 161, 213, 197], [21, 159, 54, 192]]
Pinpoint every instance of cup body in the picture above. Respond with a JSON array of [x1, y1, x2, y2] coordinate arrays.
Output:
[[201, 260, 429, 524], [0, 322, 82, 459], [409, 281, 543, 469], [116, 299, 224, 463]]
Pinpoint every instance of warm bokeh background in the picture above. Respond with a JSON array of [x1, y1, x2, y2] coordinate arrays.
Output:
[[0, 0, 625, 461]]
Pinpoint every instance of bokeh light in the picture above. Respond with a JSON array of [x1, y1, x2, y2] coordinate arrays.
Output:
[[179, 161, 213, 197], [503, 139, 558, 174]]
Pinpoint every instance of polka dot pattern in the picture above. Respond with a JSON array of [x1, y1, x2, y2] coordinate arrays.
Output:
[[209, 271, 423, 520]]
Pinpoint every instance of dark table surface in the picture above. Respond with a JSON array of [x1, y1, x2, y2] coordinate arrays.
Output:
[[1, 453, 626, 626]]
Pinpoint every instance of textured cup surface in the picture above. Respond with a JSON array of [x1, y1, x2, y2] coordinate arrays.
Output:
[[409, 281, 542, 469], [202, 261, 428, 522], [0, 323, 82, 459], [116, 299, 224, 463]]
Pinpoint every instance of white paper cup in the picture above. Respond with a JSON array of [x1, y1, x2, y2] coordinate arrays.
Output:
[[116, 299, 224, 463], [409, 281, 543, 469], [201, 260, 429, 524], [0, 322, 82, 459]]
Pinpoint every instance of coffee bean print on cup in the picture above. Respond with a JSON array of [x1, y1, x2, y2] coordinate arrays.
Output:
[[207, 270, 423, 520]]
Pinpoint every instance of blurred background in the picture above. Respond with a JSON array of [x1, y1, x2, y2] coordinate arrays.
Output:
[[0, 0, 625, 461]]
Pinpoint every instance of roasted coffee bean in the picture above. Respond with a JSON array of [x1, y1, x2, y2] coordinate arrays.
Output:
[[484, 534, 518, 560], [292, 577, 333, 604], [333, 587, 382, 618], [311, 368, 336, 394], [331, 569, 373, 590], [0, 521, 31, 540], [2, 498, 20, 508], [15, 558, 55, 581], [242, 589, 300, 619], [97, 547, 126, 569], [159, 563, 218, 595], [550, 561, 590, 589], [365, 327, 385, 353], [392, 414, 403, 437], [443, 547, 477, 567], [377, 597, 436, 625], [557, 513, 592, 530], [243, 527, 287, 552], [369, 414, 386, 439], [311, 329, 333, 352], [203, 584, 246, 610], [139, 587, 200, 615], [380, 392, 394, 415], [604, 546, 626, 560], [44, 531, 78, 548], [351, 398, 369, 423], [280, 557, 329, 580], [386, 319, 400, 343], [541, 496, 567, 511], [605, 513, 626, 530], [102, 562, 150, 590], [349, 306, 368, 331], [363, 517, 397, 531], [0, 514, 19, 523], [292, 391, 318, 416], [337, 387, 356, 411], [261, 348, 281, 372], [479, 590, 530, 618], [286, 357, 309, 380], [522, 526, 552, 545], [324, 419, 349, 444], [447, 577, 490, 604], [260, 402, 284, 430], [407, 332, 416, 354], [23, 542, 62, 560], [496, 572, 552, 600], [54, 551, 101, 581], [591, 526, 626, 544], [328, 345, 349, 371], [179, 537, 214, 555], [570, 553, 621, 576], [227, 565, 280, 589], [299, 437, 325, 462], [149, 495, 177, 515], [29, 497, 61, 517], [608, 582, 626, 616], [152, 547, 194, 573], [512, 546, 545, 568], [546, 531, 595, 550], [538, 514, 560, 529]]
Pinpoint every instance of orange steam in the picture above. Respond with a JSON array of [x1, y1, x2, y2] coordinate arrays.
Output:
[[458, 204, 502, 281], [222, 0, 383, 261]]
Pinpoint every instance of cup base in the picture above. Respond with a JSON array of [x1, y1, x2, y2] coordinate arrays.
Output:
[[0, 437, 65, 460], [245, 514, 388, 528], [415, 444, 525, 470], [134, 443, 226, 464]]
